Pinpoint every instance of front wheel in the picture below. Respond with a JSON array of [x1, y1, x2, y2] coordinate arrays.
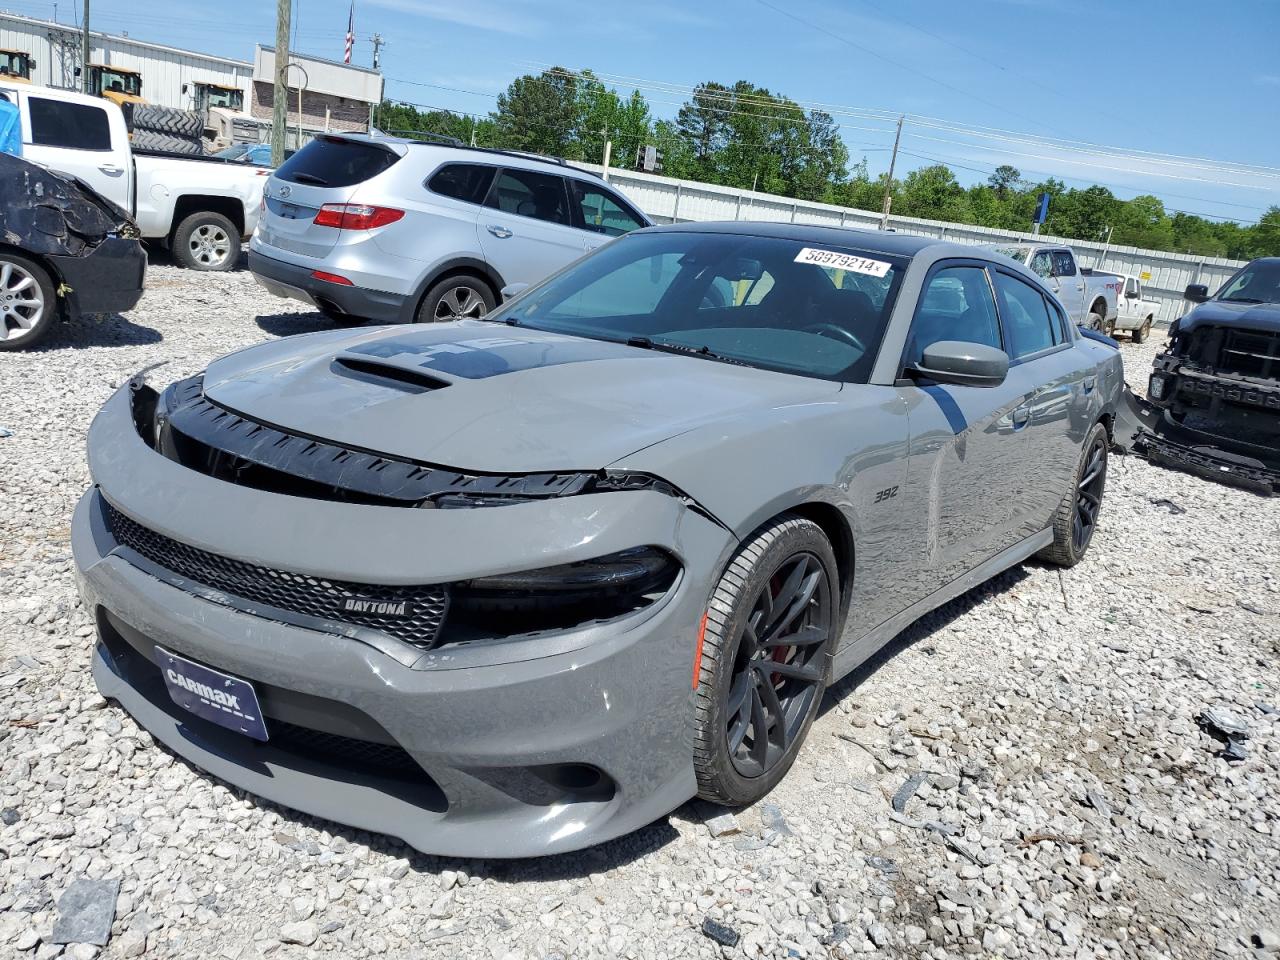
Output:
[[1132, 318, 1152, 344], [1086, 311, 1104, 332], [172, 212, 241, 271], [692, 515, 838, 807], [0, 253, 57, 351], [1038, 422, 1108, 568]]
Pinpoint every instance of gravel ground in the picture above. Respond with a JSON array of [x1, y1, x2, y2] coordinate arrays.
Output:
[[1, 265, 1278, 960]]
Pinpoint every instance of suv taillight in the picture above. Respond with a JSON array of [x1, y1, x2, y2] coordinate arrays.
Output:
[[313, 203, 405, 230]]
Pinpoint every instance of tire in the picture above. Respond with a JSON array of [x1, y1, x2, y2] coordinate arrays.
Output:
[[172, 212, 241, 271], [1038, 422, 1108, 568], [1086, 311, 1104, 332], [0, 252, 58, 351], [131, 130, 204, 156], [1104, 319, 1116, 338], [1132, 318, 1152, 344], [131, 104, 202, 139], [414, 275, 496, 323], [693, 514, 838, 807]]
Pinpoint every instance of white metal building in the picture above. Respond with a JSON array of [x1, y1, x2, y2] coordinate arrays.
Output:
[[0, 11, 253, 111]]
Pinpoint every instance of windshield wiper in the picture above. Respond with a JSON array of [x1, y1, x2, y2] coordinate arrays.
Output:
[[287, 172, 328, 186], [625, 336, 749, 366]]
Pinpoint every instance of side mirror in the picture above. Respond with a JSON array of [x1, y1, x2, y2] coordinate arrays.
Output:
[[1184, 284, 1209, 303], [1125, 290, 1139, 299], [500, 282, 530, 301], [911, 341, 1009, 389]]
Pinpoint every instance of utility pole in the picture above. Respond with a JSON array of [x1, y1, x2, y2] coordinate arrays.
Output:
[[271, 0, 291, 167], [600, 125, 611, 181], [371, 33, 384, 70], [80, 0, 90, 93], [880, 114, 903, 230]]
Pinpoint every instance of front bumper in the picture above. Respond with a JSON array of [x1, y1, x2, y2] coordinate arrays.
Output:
[[249, 249, 406, 323], [50, 236, 146, 318], [73, 383, 734, 857]]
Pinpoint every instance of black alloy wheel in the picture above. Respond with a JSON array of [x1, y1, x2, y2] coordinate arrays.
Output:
[[724, 551, 831, 777], [1072, 434, 1107, 553], [693, 515, 838, 806]]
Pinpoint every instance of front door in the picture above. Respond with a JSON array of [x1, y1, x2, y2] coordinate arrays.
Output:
[[897, 262, 1035, 596], [18, 92, 132, 211]]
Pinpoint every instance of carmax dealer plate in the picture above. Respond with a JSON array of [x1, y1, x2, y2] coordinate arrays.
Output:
[[153, 646, 268, 742]]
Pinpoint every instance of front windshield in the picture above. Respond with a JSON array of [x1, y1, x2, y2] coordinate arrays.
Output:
[[1216, 260, 1280, 305], [490, 231, 907, 382], [102, 69, 141, 96], [990, 245, 1032, 263]]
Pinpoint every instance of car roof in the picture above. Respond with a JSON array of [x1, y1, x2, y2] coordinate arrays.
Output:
[[638, 221, 969, 258], [335, 133, 605, 181]]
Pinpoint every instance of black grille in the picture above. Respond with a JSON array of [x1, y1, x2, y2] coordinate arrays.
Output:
[[268, 721, 431, 782], [104, 501, 449, 650], [1218, 328, 1280, 380]]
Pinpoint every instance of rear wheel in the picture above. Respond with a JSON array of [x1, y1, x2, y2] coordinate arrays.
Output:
[[415, 275, 496, 323], [1132, 318, 1152, 344], [693, 515, 837, 806], [172, 212, 240, 271], [1086, 311, 1104, 332], [0, 253, 57, 351], [1038, 422, 1108, 568]]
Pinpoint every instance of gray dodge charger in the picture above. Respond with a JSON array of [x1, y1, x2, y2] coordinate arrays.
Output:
[[73, 224, 1125, 857]]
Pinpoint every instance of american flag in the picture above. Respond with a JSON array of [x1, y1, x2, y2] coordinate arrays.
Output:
[[343, 3, 355, 64]]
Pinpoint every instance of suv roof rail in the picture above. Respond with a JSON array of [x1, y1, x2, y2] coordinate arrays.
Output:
[[383, 134, 604, 180], [381, 128, 465, 147]]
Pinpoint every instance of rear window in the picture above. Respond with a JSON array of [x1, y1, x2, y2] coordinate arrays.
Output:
[[427, 163, 496, 204], [28, 97, 112, 151], [274, 137, 399, 187]]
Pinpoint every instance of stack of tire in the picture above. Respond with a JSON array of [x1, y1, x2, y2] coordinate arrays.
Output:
[[129, 105, 205, 156]]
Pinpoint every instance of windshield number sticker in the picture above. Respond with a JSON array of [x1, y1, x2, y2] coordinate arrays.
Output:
[[793, 248, 891, 277]]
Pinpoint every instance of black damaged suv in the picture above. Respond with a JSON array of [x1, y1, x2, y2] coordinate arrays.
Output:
[[1138, 257, 1280, 493]]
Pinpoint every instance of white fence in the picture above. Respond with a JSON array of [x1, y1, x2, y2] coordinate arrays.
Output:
[[578, 163, 1246, 326]]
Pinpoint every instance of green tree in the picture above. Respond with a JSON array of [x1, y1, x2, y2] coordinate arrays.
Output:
[[896, 165, 971, 222], [612, 89, 653, 171], [1111, 194, 1174, 250], [676, 82, 732, 178], [491, 67, 579, 156], [1047, 186, 1117, 242], [987, 164, 1021, 199], [1250, 206, 1280, 257]]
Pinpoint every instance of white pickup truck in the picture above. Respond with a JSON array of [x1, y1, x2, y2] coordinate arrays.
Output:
[[1110, 274, 1159, 342], [986, 243, 1121, 333], [0, 81, 264, 270]]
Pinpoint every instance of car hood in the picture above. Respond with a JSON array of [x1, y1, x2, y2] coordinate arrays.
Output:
[[1178, 299, 1280, 335], [202, 321, 841, 473]]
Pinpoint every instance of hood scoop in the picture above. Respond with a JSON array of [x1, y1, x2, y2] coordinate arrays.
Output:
[[331, 354, 452, 393]]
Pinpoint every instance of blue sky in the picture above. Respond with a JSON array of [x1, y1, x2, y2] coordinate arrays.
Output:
[[19, 0, 1280, 222]]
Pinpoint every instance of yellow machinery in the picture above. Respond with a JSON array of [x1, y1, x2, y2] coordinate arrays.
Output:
[[0, 49, 34, 83], [87, 64, 144, 106]]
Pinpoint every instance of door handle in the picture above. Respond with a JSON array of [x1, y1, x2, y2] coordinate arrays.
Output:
[[99, 164, 124, 174], [1012, 405, 1031, 430], [486, 224, 513, 239]]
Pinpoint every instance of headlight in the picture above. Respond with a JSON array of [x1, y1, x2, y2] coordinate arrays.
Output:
[[1149, 373, 1167, 400], [449, 547, 680, 638]]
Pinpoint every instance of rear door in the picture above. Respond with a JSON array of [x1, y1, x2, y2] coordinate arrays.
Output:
[[477, 167, 587, 285], [991, 268, 1085, 524], [257, 137, 401, 262], [1048, 249, 1086, 321], [15, 92, 132, 211]]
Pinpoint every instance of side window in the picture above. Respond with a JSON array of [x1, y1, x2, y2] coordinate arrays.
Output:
[[907, 266, 1001, 365], [28, 97, 112, 150], [1125, 277, 1139, 296], [1029, 252, 1052, 279], [486, 168, 571, 226], [427, 163, 495, 204], [1048, 296, 1072, 343], [570, 181, 645, 237], [1051, 251, 1077, 277], [995, 272, 1058, 358]]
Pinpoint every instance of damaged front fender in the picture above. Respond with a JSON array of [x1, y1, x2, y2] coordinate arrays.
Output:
[[0, 152, 140, 258]]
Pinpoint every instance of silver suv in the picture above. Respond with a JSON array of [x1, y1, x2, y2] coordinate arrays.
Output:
[[249, 135, 651, 324]]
